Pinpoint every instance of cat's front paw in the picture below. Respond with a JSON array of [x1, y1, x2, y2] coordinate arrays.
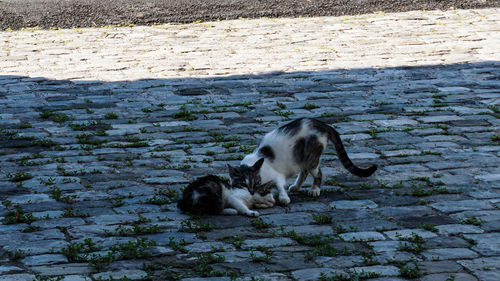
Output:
[[278, 194, 291, 205], [245, 210, 260, 217], [308, 187, 321, 197]]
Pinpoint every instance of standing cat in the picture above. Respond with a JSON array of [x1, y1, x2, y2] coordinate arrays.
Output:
[[240, 118, 377, 205], [178, 159, 275, 217]]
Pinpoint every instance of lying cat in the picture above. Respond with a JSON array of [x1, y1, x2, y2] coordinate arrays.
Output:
[[240, 118, 377, 205], [178, 159, 275, 217]]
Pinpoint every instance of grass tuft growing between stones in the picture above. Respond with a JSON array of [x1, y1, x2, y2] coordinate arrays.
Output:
[[179, 219, 214, 233], [319, 270, 380, 281], [460, 216, 482, 226], [251, 218, 273, 229], [399, 262, 422, 279], [396, 232, 427, 254], [6, 171, 33, 182], [312, 213, 333, 225]]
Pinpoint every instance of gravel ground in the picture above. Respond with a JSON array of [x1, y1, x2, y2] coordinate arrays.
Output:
[[1, 0, 499, 30]]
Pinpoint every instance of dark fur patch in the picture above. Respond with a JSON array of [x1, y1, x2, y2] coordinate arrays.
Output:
[[293, 135, 324, 170], [178, 175, 226, 215], [304, 135, 324, 169], [258, 145, 275, 162], [293, 137, 306, 164], [278, 118, 304, 135]]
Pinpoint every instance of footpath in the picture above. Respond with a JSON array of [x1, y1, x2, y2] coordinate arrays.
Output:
[[0, 8, 499, 281]]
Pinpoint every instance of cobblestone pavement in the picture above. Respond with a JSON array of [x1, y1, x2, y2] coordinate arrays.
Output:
[[1, 8, 500, 281]]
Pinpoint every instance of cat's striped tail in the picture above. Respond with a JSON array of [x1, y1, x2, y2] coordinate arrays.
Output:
[[326, 125, 377, 177]]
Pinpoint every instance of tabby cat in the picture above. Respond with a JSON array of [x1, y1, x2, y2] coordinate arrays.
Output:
[[240, 118, 377, 205], [178, 159, 275, 217]]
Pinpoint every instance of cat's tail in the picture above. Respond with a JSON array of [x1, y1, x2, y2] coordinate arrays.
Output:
[[326, 125, 377, 177]]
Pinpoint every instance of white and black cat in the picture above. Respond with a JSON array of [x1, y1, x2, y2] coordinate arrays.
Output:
[[240, 118, 377, 205], [178, 159, 275, 217]]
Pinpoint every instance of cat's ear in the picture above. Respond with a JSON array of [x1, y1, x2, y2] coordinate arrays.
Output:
[[252, 158, 265, 171], [227, 164, 238, 177]]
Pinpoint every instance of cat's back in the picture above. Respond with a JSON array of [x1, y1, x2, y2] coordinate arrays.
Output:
[[178, 175, 226, 215], [262, 118, 315, 146]]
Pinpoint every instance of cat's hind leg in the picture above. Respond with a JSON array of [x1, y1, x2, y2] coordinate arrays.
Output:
[[288, 171, 307, 192], [309, 166, 322, 197], [221, 208, 238, 215]]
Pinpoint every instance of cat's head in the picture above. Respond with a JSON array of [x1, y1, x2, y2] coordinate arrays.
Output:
[[227, 158, 265, 195]]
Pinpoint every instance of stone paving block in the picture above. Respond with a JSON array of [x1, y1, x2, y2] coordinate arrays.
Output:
[[86, 214, 140, 225], [417, 115, 464, 123], [421, 248, 479, 260], [143, 176, 189, 184], [339, 231, 385, 242], [143, 232, 199, 245], [58, 276, 89, 281], [382, 149, 421, 157], [480, 220, 500, 232], [330, 200, 378, 210], [341, 133, 372, 141], [315, 255, 363, 268], [350, 265, 400, 276], [93, 270, 148, 280], [282, 225, 334, 236], [0, 274, 36, 281], [425, 236, 470, 249], [373, 119, 418, 127], [371, 277, 407, 281], [450, 210, 500, 222], [288, 202, 330, 213], [471, 271, 500, 281], [184, 242, 235, 253], [468, 190, 500, 199], [241, 273, 290, 281], [181, 277, 231, 281], [291, 268, 344, 281], [21, 254, 68, 266], [376, 251, 419, 264], [217, 251, 266, 263], [30, 263, 92, 276], [474, 174, 500, 182], [436, 224, 484, 235], [340, 219, 398, 232], [458, 256, 500, 273], [7, 194, 54, 204], [419, 260, 463, 274], [348, 152, 380, 159], [463, 233, 500, 256], [382, 164, 429, 173], [368, 241, 402, 253], [376, 206, 434, 218], [4, 239, 68, 255], [430, 200, 494, 213], [241, 237, 296, 249], [260, 212, 314, 226], [0, 266, 23, 275], [384, 229, 438, 240]]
